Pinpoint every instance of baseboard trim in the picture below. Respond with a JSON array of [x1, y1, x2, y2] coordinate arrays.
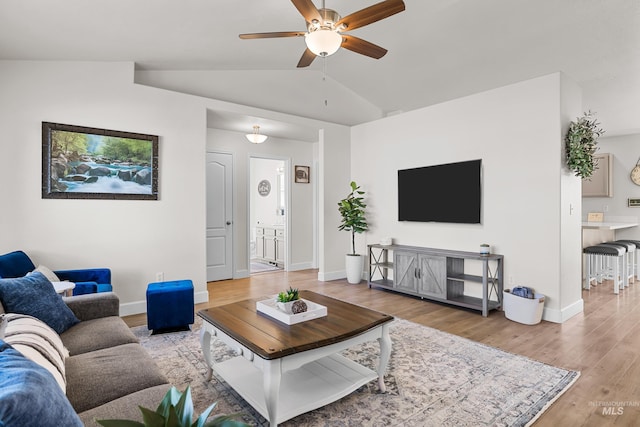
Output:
[[318, 270, 345, 282], [288, 262, 313, 271], [542, 298, 583, 323], [119, 290, 209, 317]]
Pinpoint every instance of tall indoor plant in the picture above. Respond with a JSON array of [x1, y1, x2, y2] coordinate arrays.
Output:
[[338, 181, 368, 284]]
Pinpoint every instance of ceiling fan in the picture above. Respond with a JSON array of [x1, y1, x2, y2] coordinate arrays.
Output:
[[239, 0, 406, 68]]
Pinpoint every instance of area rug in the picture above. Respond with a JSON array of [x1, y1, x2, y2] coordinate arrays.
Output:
[[132, 318, 579, 426]]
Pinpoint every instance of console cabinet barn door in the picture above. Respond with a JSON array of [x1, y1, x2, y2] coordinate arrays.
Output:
[[394, 251, 418, 292], [417, 254, 447, 299]]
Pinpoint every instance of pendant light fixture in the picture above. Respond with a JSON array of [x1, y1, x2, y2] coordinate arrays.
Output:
[[246, 125, 267, 144]]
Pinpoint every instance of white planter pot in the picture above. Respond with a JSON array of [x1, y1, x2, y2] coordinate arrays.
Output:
[[345, 254, 364, 284]]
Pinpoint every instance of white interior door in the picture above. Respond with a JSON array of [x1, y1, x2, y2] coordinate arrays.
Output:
[[206, 152, 233, 281]]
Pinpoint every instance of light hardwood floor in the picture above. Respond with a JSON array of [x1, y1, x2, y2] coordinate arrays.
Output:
[[124, 270, 640, 426]]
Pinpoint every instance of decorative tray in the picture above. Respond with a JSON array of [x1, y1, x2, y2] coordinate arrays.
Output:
[[256, 297, 327, 325]]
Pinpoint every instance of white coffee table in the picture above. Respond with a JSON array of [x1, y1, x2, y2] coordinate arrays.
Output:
[[198, 291, 393, 426]]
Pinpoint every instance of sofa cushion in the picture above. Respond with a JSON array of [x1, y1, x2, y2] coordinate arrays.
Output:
[[0, 340, 83, 427], [0, 272, 79, 334], [78, 384, 172, 427], [65, 343, 168, 413], [33, 264, 61, 282], [1, 313, 69, 392], [60, 316, 139, 356]]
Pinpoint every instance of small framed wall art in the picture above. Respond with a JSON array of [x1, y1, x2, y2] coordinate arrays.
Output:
[[294, 165, 310, 184], [42, 122, 159, 200]]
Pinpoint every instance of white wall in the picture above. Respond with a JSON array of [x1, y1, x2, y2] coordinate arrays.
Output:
[[0, 61, 209, 314], [351, 73, 583, 322], [207, 129, 316, 275], [582, 133, 640, 239]]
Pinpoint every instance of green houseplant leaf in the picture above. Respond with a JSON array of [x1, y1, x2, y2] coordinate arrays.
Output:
[[565, 111, 604, 179], [338, 181, 368, 255], [97, 386, 249, 427]]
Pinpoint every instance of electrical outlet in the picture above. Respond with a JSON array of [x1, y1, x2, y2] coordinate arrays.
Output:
[[156, 272, 164, 282]]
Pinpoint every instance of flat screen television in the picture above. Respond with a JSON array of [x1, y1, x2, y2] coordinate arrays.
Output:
[[398, 159, 481, 224]]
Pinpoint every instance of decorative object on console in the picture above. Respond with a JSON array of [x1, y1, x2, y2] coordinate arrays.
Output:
[[380, 237, 392, 246], [565, 111, 604, 179], [96, 385, 249, 427], [294, 165, 310, 183], [479, 244, 490, 256], [338, 181, 368, 283], [42, 122, 159, 200]]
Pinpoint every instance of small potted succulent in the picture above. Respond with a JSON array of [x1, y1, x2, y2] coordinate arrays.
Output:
[[276, 287, 307, 314]]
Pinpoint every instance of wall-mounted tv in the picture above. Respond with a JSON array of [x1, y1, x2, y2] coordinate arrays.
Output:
[[398, 159, 481, 224]]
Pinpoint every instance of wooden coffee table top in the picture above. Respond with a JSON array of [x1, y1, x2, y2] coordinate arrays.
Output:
[[197, 290, 393, 360]]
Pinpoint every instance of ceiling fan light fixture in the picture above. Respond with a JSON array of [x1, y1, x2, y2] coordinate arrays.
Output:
[[246, 125, 267, 144], [305, 29, 342, 57]]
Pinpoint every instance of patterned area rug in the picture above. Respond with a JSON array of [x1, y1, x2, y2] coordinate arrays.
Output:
[[132, 317, 578, 426]]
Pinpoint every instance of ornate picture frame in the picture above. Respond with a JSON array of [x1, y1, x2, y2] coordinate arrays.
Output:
[[42, 122, 159, 200]]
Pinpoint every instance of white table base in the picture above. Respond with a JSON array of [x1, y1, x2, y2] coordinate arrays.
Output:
[[200, 321, 391, 426]]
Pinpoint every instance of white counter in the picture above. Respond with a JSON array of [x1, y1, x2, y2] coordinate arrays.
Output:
[[582, 222, 638, 230]]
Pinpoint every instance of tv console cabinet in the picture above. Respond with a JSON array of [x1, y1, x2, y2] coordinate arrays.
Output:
[[368, 244, 504, 317]]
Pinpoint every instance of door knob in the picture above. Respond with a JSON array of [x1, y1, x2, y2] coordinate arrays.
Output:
[[226, 221, 232, 225]]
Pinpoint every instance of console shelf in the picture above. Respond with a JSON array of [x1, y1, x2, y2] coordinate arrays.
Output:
[[368, 244, 504, 317]]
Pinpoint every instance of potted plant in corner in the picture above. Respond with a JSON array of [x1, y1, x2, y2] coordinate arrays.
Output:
[[338, 181, 368, 284]]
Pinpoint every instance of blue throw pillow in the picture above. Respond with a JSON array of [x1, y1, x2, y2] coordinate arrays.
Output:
[[0, 272, 79, 334], [0, 340, 83, 427]]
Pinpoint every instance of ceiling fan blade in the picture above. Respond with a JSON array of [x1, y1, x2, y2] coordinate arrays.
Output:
[[297, 48, 317, 68], [291, 0, 322, 23], [336, 0, 405, 32], [341, 35, 387, 59], [239, 31, 306, 39]]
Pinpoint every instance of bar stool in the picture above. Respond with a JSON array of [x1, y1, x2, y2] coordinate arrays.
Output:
[[604, 242, 634, 288], [616, 239, 640, 281], [583, 244, 625, 294]]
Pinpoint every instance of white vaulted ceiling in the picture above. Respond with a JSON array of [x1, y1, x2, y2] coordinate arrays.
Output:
[[1, 0, 638, 138]]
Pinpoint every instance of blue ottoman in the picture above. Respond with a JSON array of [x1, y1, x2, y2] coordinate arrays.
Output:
[[146, 280, 194, 332]]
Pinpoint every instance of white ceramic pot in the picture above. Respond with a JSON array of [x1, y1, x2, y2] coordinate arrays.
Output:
[[345, 254, 364, 284]]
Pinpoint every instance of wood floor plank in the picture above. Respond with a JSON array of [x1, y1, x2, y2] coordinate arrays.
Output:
[[123, 270, 640, 426]]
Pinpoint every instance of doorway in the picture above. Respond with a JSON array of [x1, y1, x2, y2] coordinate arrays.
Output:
[[250, 157, 288, 274]]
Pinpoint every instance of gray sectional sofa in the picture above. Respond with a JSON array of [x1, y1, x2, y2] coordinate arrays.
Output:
[[63, 292, 171, 425], [2, 291, 171, 426]]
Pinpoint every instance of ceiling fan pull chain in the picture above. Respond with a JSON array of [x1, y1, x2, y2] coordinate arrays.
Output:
[[323, 56, 329, 107]]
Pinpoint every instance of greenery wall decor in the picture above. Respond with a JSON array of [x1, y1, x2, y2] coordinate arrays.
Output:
[[338, 181, 368, 255], [565, 111, 605, 179]]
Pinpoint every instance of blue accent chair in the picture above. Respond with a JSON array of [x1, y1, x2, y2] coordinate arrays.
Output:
[[0, 250, 112, 296]]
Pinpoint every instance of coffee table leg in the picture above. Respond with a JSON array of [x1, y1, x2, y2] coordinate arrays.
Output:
[[263, 360, 282, 426], [377, 323, 392, 392], [199, 326, 214, 382]]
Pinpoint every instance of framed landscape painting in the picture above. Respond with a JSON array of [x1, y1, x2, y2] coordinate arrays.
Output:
[[42, 122, 159, 200]]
